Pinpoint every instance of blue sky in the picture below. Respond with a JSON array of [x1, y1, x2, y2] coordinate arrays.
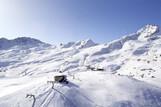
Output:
[[0, 0, 160, 44]]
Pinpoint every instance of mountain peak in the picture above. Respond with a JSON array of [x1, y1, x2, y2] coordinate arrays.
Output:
[[60, 39, 97, 49], [0, 37, 51, 50], [75, 38, 98, 49], [137, 24, 159, 41], [13, 37, 46, 45]]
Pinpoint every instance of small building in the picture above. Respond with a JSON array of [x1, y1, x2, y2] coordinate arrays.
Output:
[[54, 75, 68, 84]]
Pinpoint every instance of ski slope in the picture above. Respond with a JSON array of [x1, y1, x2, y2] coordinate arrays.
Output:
[[0, 24, 161, 107]]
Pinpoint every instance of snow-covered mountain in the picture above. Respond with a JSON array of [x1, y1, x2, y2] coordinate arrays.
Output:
[[0, 24, 161, 107], [60, 39, 97, 49], [0, 37, 51, 50]]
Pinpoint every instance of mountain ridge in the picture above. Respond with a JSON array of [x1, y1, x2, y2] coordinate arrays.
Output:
[[0, 37, 51, 50], [0, 24, 160, 50]]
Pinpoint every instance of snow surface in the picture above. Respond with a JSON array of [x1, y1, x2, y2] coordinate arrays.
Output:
[[0, 24, 161, 107]]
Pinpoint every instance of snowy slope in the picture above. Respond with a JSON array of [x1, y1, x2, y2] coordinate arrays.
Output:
[[0, 24, 161, 107]]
